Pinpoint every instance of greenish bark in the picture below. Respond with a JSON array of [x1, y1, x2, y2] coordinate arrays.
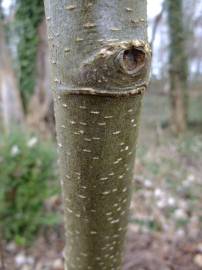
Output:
[[166, 0, 188, 133], [44, 1, 151, 269]]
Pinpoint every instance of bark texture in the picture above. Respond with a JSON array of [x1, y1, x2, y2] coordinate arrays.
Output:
[[44, 1, 151, 269], [167, 0, 188, 133]]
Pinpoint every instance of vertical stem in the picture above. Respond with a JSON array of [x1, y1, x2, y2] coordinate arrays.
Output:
[[44, 1, 151, 269]]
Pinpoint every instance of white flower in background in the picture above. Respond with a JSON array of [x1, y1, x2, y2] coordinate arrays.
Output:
[[174, 208, 187, 220], [167, 197, 176, 207], [144, 179, 153, 188], [27, 137, 38, 148], [183, 174, 195, 187], [175, 229, 185, 238], [15, 253, 26, 266], [11, 145, 20, 157], [53, 259, 63, 269], [156, 198, 167, 209], [154, 188, 164, 198], [15, 253, 34, 266], [188, 174, 195, 182]]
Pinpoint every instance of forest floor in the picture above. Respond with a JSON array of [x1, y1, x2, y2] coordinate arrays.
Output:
[[1, 90, 202, 270]]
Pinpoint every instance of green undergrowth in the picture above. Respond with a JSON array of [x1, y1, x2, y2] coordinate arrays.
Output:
[[0, 131, 60, 246]]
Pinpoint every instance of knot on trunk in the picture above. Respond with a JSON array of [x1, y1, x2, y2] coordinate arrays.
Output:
[[73, 40, 151, 92]]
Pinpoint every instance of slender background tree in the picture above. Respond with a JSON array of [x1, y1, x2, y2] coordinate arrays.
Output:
[[15, 0, 54, 136], [166, 0, 188, 133], [0, 1, 24, 133], [0, 0, 3, 20], [16, 0, 44, 111]]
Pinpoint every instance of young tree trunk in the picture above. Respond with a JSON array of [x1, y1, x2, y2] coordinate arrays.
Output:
[[44, 1, 151, 269], [166, 0, 188, 134]]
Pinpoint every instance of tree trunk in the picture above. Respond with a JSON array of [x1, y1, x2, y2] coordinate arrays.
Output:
[[166, 0, 188, 134], [44, 1, 151, 269], [27, 19, 55, 137], [0, 21, 24, 133]]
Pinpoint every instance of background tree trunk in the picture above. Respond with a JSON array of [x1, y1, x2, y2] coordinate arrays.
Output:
[[166, 0, 188, 133], [0, 0, 2, 20], [16, 0, 44, 112], [44, 1, 151, 269], [27, 19, 55, 137], [0, 21, 24, 133]]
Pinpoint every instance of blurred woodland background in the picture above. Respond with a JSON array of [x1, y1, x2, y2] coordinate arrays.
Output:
[[0, 0, 202, 269]]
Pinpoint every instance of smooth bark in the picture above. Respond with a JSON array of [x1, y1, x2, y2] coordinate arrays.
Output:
[[44, 1, 151, 269]]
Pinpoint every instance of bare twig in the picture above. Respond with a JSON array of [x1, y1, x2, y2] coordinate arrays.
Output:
[[150, 1, 166, 50]]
